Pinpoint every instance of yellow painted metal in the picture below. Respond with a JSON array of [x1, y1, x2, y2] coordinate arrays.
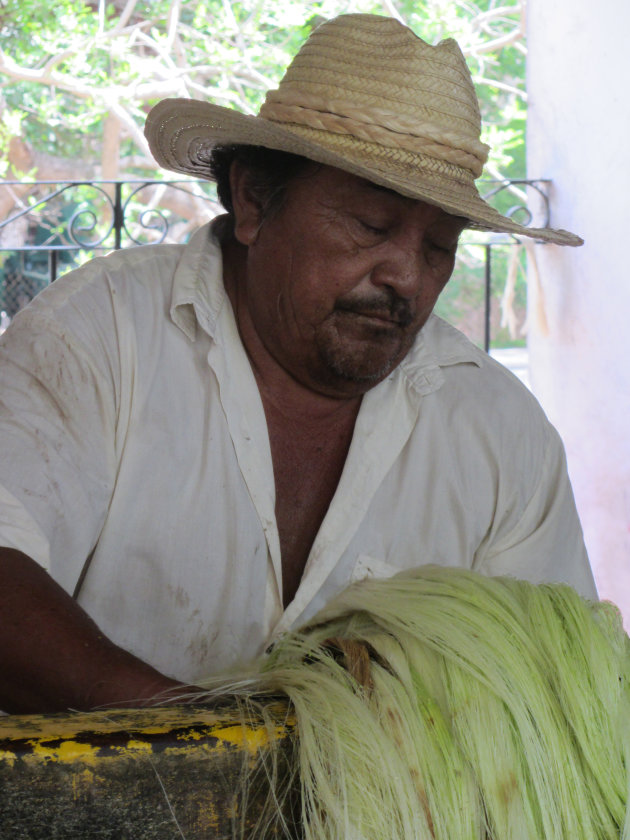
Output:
[[0, 699, 300, 839]]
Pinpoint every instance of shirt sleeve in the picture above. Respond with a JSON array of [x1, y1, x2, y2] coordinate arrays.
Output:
[[0, 281, 118, 594], [473, 422, 597, 600]]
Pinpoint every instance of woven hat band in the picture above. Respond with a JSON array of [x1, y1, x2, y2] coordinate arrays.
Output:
[[267, 119, 479, 189], [260, 92, 489, 178]]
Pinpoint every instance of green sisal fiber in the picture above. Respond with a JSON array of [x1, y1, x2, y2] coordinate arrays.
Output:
[[201, 566, 630, 839]]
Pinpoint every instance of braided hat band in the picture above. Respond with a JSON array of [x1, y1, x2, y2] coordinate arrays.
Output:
[[145, 14, 582, 246]]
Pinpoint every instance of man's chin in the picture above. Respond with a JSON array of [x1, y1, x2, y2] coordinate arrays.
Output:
[[318, 339, 408, 387], [307, 317, 421, 394]]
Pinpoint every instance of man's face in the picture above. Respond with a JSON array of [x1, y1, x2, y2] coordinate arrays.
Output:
[[231, 164, 466, 398]]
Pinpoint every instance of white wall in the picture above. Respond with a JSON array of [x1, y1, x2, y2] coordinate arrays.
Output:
[[527, 0, 630, 619]]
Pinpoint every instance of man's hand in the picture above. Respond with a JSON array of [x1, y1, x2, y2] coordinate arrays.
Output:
[[0, 547, 193, 714]]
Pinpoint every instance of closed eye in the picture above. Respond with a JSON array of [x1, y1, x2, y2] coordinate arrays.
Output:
[[359, 219, 387, 235], [427, 238, 459, 255], [425, 239, 459, 271]]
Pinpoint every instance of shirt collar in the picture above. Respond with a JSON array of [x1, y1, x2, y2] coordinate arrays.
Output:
[[396, 313, 483, 396], [170, 218, 227, 342]]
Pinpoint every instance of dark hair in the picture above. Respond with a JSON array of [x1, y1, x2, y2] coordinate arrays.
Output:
[[209, 145, 314, 224]]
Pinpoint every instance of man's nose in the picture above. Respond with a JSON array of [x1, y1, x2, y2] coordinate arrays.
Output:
[[369, 241, 424, 300]]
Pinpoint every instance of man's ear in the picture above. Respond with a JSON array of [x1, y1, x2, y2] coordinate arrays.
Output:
[[229, 161, 263, 246]]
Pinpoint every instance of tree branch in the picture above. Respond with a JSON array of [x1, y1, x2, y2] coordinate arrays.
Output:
[[107, 100, 151, 158], [379, 0, 404, 24], [473, 76, 527, 100], [110, 0, 140, 33], [165, 0, 181, 53], [464, 26, 524, 57], [472, 3, 524, 29], [0, 50, 95, 99]]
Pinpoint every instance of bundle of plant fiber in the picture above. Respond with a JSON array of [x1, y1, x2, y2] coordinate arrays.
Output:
[[203, 566, 630, 840]]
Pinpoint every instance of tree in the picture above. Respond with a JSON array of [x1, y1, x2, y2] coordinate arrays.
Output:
[[0, 0, 527, 179]]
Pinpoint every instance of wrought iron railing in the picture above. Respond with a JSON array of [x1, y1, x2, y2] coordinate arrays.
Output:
[[0, 178, 551, 350]]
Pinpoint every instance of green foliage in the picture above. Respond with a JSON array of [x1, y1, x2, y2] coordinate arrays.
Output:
[[0, 0, 527, 169]]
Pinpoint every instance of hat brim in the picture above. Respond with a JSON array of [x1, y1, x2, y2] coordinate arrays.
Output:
[[145, 98, 583, 247]]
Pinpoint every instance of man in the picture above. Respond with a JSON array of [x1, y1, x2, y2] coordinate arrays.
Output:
[[0, 14, 596, 714]]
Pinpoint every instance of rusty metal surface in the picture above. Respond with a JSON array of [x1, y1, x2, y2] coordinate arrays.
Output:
[[0, 699, 300, 839]]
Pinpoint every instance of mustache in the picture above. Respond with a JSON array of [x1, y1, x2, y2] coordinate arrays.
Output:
[[335, 290, 414, 327]]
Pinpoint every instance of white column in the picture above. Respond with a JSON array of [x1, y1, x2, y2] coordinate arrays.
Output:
[[527, 0, 630, 618]]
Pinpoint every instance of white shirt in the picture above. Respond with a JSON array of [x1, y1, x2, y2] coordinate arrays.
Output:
[[0, 223, 596, 682]]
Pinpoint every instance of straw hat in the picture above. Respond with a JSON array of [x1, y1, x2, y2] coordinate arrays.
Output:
[[145, 13, 581, 246]]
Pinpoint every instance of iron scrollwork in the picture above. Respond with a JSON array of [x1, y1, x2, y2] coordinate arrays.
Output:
[[478, 178, 552, 236], [0, 179, 219, 252]]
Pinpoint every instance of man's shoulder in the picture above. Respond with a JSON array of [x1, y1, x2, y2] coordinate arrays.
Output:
[[13, 241, 183, 324], [10, 223, 219, 335]]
